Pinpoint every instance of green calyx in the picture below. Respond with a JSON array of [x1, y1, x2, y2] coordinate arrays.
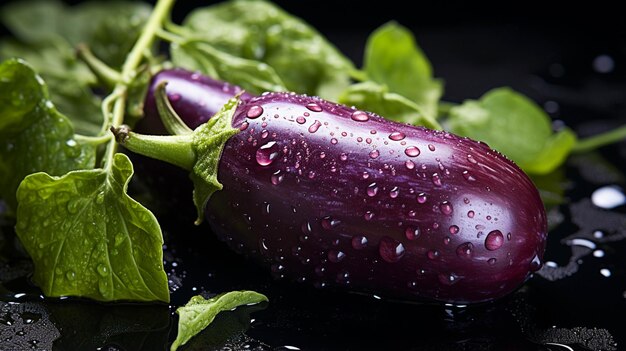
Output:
[[113, 86, 241, 225]]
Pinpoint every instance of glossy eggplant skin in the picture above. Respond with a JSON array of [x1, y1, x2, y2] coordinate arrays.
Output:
[[145, 71, 548, 304], [141, 68, 253, 133]]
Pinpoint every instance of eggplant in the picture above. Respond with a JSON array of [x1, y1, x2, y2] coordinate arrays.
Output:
[[141, 68, 253, 133], [136, 69, 548, 304]]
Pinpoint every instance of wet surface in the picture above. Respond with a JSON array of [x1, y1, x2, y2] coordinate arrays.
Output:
[[1, 9, 626, 351]]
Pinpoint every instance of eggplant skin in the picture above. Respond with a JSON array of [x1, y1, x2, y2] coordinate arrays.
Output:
[[145, 71, 548, 304], [141, 68, 253, 133]]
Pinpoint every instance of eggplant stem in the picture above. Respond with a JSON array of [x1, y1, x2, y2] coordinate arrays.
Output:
[[155, 81, 194, 135], [76, 43, 122, 88], [110, 125, 196, 171]]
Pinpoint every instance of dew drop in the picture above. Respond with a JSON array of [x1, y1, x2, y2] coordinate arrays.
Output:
[[467, 154, 477, 164], [97, 264, 109, 277], [256, 141, 279, 166], [417, 193, 427, 203], [367, 183, 378, 197], [389, 186, 399, 198], [428, 144, 435, 151], [306, 102, 323, 112], [67, 198, 80, 214], [462, 170, 476, 181], [530, 254, 542, 271], [239, 121, 249, 130], [467, 210, 475, 218], [259, 238, 270, 253], [65, 271, 76, 281], [351, 110, 369, 122], [364, 210, 375, 221], [330, 138, 338, 145], [95, 191, 105, 205], [336, 270, 350, 283], [308, 120, 322, 133], [405, 226, 420, 240], [369, 149, 380, 159], [352, 235, 368, 250], [438, 272, 459, 285], [488, 258, 497, 265], [440, 201, 453, 215], [246, 105, 264, 118], [432, 173, 442, 186], [296, 116, 306, 124], [271, 170, 284, 185], [378, 236, 405, 263], [427, 249, 440, 260], [114, 233, 125, 247], [301, 221, 312, 234], [404, 146, 420, 157], [405, 160, 415, 169], [321, 216, 341, 229], [389, 132, 406, 141], [328, 250, 346, 263], [340, 153, 348, 161], [449, 225, 459, 234], [485, 230, 504, 251], [456, 242, 473, 258]]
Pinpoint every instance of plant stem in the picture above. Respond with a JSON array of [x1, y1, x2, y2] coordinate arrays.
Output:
[[101, 0, 176, 170], [572, 124, 626, 153], [76, 44, 121, 88]]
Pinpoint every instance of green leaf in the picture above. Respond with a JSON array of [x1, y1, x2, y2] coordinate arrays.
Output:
[[0, 0, 66, 44], [15, 153, 169, 302], [1, 0, 152, 68], [338, 81, 441, 130], [0, 0, 153, 134], [177, 0, 355, 99], [363, 21, 443, 119], [171, 41, 287, 94], [171, 291, 268, 351], [0, 58, 97, 210], [447, 87, 578, 175], [0, 40, 102, 135]]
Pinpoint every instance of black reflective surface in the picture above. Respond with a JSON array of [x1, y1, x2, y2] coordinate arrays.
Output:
[[1, 2, 626, 350]]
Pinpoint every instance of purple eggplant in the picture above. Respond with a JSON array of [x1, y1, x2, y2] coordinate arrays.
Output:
[[139, 69, 548, 304], [141, 68, 253, 133]]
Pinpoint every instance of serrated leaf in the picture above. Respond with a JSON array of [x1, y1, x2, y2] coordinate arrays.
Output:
[[0, 58, 96, 210], [15, 153, 169, 302], [171, 291, 268, 351]]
